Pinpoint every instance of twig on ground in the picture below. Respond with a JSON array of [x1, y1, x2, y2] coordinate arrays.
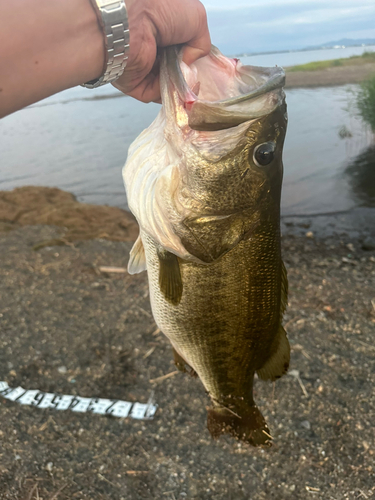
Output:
[[26, 484, 38, 500], [355, 339, 375, 351], [149, 371, 179, 383], [306, 485, 320, 492], [297, 377, 309, 397], [289, 369, 309, 397], [357, 490, 369, 499], [292, 343, 312, 359], [143, 346, 156, 359], [137, 306, 152, 318], [97, 474, 118, 488], [48, 483, 68, 500], [250, 465, 262, 479], [98, 266, 127, 274], [126, 471, 149, 475]]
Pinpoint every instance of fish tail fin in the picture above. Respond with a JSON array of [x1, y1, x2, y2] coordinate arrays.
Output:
[[207, 404, 272, 447], [257, 325, 290, 382]]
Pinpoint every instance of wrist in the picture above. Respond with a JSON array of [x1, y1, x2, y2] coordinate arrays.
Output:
[[113, 0, 157, 91], [83, 0, 130, 88]]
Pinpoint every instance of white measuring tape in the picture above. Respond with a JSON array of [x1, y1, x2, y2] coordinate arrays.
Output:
[[0, 381, 157, 420]]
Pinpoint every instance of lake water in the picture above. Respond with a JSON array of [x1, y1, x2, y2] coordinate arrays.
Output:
[[240, 44, 375, 68], [1, 46, 374, 216]]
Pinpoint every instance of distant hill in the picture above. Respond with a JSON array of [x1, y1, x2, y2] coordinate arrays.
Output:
[[306, 38, 375, 50], [236, 38, 375, 58]]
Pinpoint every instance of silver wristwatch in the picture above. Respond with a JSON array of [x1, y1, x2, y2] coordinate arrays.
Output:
[[82, 0, 130, 89]]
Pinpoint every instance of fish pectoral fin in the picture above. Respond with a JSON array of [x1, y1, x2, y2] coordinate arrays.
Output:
[[128, 235, 147, 274], [256, 325, 290, 382], [172, 346, 197, 378], [157, 248, 183, 305]]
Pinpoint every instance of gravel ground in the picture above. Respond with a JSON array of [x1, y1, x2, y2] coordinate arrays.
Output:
[[0, 220, 374, 500]]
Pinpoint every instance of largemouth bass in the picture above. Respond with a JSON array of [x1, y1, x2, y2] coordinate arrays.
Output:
[[124, 46, 289, 446]]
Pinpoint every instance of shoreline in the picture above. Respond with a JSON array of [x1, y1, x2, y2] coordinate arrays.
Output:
[[0, 186, 138, 248], [285, 62, 375, 88], [1, 187, 375, 246]]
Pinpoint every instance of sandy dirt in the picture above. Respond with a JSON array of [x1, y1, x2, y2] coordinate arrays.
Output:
[[0, 189, 374, 499], [285, 63, 375, 88], [0, 187, 138, 247]]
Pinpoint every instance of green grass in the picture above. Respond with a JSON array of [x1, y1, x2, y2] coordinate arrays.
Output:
[[287, 51, 375, 72], [356, 75, 375, 132]]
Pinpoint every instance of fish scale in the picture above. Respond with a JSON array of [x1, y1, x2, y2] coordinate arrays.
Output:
[[143, 222, 282, 407]]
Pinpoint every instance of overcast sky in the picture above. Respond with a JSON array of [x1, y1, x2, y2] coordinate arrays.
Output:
[[201, 0, 375, 54]]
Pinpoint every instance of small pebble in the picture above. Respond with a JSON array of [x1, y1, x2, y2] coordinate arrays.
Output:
[[301, 420, 311, 430], [305, 231, 314, 238], [46, 462, 53, 472], [362, 237, 375, 251], [58, 366, 67, 374]]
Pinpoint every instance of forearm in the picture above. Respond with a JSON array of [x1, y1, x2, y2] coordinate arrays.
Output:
[[0, 0, 104, 118]]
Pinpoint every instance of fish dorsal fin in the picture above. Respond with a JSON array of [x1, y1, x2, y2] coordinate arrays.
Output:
[[157, 248, 183, 305], [256, 325, 290, 382], [280, 260, 288, 318], [128, 235, 147, 275]]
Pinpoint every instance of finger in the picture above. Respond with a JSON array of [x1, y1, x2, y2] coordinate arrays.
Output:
[[181, 3, 211, 66], [152, 0, 211, 66], [182, 33, 211, 66], [114, 72, 161, 103], [113, 54, 161, 102]]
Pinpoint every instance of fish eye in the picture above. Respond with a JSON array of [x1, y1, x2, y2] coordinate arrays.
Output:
[[253, 142, 276, 167]]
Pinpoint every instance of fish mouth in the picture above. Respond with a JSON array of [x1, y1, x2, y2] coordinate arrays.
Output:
[[161, 45, 286, 131]]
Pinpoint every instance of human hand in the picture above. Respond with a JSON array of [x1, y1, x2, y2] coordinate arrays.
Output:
[[112, 0, 211, 102]]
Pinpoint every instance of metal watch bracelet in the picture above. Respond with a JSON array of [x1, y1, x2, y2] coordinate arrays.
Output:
[[82, 0, 130, 89]]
